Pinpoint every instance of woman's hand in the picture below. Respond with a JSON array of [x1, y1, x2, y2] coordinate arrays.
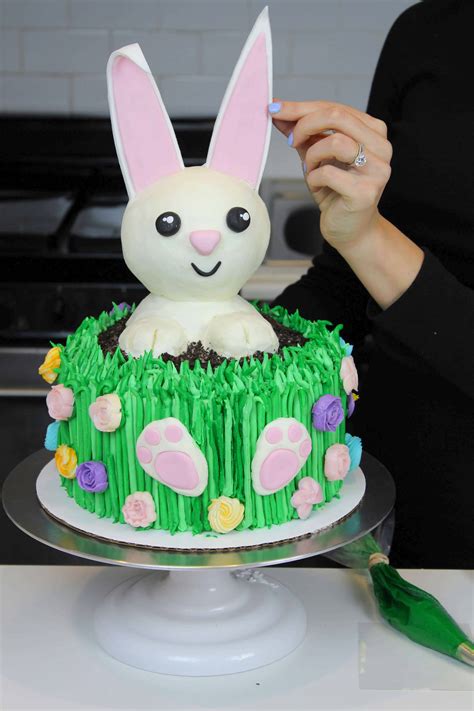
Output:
[[269, 100, 392, 253], [268, 99, 424, 310]]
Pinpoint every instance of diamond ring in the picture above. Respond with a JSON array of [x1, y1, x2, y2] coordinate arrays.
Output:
[[351, 143, 367, 168]]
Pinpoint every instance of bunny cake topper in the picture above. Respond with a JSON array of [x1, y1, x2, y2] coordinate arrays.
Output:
[[107, 7, 279, 360]]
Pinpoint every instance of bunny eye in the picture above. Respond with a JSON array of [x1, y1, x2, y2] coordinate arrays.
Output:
[[155, 212, 181, 237], [226, 207, 251, 233]]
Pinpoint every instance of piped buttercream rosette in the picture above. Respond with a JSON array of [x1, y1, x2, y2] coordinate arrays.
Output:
[[89, 393, 122, 432], [38, 346, 61, 384], [55, 444, 77, 478], [46, 384, 74, 421], [122, 491, 157, 528], [208, 496, 244, 533], [340, 355, 358, 395]]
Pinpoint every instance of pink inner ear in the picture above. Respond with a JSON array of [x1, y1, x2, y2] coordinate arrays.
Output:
[[208, 32, 269, 188], [112, 56, 182, 194]]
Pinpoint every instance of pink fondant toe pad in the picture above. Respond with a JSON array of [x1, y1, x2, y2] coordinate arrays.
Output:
[[136, 417, 208, 496], [252, 418, 313, 496]]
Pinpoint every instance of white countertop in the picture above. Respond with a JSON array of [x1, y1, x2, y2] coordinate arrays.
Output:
[[1, 566, 472, 710]]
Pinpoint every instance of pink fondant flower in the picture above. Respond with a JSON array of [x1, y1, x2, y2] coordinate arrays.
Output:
[[290, 477, 324, 520], [46, 384, 74, 421], [89, 393, 122, 432], [340, 356, 359, 395], [324, 444, 351, 481], [122, 491, 157, 528]]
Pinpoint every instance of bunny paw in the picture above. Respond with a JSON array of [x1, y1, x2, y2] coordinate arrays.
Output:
[[136, 418, 208, 496], [119, 317, 187, 358], [252, 418, 312, 496]]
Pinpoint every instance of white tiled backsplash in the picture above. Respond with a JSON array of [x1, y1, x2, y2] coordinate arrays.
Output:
[[0, 0, 415, 177]]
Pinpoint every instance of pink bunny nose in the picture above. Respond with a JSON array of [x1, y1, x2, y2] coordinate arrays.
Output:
[[189, 230, 221, 256]]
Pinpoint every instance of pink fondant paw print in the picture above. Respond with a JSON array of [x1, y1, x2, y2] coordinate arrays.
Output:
[[252, 418, 312, 496], [136, 418, 208, 497]]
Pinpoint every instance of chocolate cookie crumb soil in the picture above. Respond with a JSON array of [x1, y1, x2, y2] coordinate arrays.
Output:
[[98, 314, 308, 368]]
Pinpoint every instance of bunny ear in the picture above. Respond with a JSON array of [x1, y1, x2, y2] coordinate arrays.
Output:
[[107, 44, 184, 199], [206, 7, 272, 190]]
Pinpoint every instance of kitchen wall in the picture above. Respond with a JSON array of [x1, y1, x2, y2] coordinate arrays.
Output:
[[0, 0, 416, 176]]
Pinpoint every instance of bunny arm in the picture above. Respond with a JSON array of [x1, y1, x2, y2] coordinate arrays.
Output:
[[120, 294, 279, 358]]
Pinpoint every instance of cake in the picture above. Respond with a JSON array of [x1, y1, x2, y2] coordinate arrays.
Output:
[[38, 9, 362, 538]]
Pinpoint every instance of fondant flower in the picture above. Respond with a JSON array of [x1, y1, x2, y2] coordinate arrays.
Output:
[[44, 421, 60, 451], [340, 356, 359, 394], [55, 444, 77, 478], [345, 433, 362, 472], [46, 384, 74, 421], [122, 491, 157, 528], [89, 393, 122, 432], [324, 443, 351, 481], [290, 477, 323, 519], [208, 496, 244, 533], [347, 392, 355, 418], [339, 337, 353, 356], [38, 346, 61, 384], [76, 461, 109, 493], [312, 395, 344, 432], [109, 302, 130, 316]]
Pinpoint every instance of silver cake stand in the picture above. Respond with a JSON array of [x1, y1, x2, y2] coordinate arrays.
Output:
[[3, 449, 395, 677]]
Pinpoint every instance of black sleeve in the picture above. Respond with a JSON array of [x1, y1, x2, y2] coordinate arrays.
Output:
[[369, 250, 474, 400], [272, 244, 370, 346], [366, 5, 417, 123], [366, 22, 400, 123]]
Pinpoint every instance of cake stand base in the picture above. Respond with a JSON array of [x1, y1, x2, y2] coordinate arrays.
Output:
[[3, 450, 395, 678], [95, 568, 307, 676]]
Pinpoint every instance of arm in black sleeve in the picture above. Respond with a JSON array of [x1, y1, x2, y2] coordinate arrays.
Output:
[[369, 250, 474, 400], [272, 243, 370, 346], [272, 9, 408, 343]]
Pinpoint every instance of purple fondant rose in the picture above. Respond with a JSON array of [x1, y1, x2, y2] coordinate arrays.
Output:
[[109, 302, 130, 316], [76, 461, 108, 493], [312, 395, 344, 432]]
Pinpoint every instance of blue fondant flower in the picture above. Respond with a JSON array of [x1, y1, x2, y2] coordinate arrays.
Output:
[[44, 421, 60, 451], [345, 433, 362, 471], [339, 336, 353, 356]]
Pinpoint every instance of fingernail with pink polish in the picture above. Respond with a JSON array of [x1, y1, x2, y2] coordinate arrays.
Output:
[[287, 131, 294, 147], [302, 161, 307, 175]]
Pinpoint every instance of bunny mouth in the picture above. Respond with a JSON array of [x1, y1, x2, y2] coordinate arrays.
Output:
[[191, 261, 222, 277]]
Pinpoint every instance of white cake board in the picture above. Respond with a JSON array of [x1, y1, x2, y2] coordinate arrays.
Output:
[[36, 459, 366, 551]]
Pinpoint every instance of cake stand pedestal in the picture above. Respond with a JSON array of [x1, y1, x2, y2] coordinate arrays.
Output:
[[3, 450, 395, 677]]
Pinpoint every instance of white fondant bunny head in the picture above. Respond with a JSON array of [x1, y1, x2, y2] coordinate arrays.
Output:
[[107, 8, 272, 302]]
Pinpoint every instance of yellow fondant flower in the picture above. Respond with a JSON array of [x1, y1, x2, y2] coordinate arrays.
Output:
[[55, 444, 77, 479], [208, 496, 244, 534], [38, 346, 61, 384]]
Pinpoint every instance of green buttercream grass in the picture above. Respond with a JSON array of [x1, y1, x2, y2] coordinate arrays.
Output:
[[55, 303, 349, 535]]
